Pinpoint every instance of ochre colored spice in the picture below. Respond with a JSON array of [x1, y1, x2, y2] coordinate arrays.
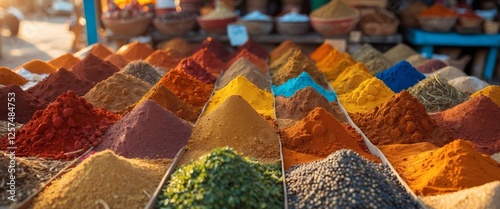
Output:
[[269, 39, 301, 64], [158, 68, 214, 107], [226, 49, 268, 73], [88, 43, 114, 60], [330, 62, 373, 95], [471, 85, 500, 107], [17, 60, 58, 74], [190, 48, 226, 77], [104, 53, 129, 69], [0, 67, 28, 86], [48, 53, 81, 70], [272, 49, 329, 88], [338, 77, 394, 114], [117, 41, 155, 62], [145, 49, 183, 73], [157, 38, 192, 57], [283, 148, 322, 170], [419, 3, 458, 17], [316, 49, 355, 81], [310, 42, 333, 62]]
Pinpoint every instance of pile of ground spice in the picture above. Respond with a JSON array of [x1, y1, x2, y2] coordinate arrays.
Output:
[[273, 72, 337, 102], [310, 0, 357, 18], [417, 59, 447, 74], [310, 42, 333, 62], [0, 91, 120, 160], [406, 54, 429, 68], [429, 66, 467, 80], [380, 139, 500, 196], [181, 95, 279, 165], [226, 48, 268, 73], [376, 60, 426, 93], [351, 44, 392, 75], [338, 77, 394, 114], [83, 73, 152, 113], [88, 43, 114, 60], [121, 61, 161, 85], [144, 49, 183, 73], [175, 58, 216, 84], [26, 68, 94, 102], [471, 85, 500, 107], [282, 148, 323, 170], [231, 39, 269, 60], [421, 181, 500, 209], [189, 48, 226, 77], [205, 75, 275, 118], [330, 62, 373, 95], [104, 53, 129, 69], [352, 90, 451, 146], [96, 100, 192, 159], [383, 43, 419, 64], [17, 60, 58, 74], [430, 95, 500, 155], [133, 85, 201, 123], [217, 58, 270, 90], [448, 76, 490, 94], [48, 53, 80, 70], [408, 75, 469, 112], [419, 3, 458, 16], [316, 49, 355, 81], [159, 68, 214, 107], [116, 41, 155, 61], [272, 49, 329, 88], [0, 85, 47, 123], [269, 48, 304, 72], [269, 39, 301, 63], [275, 87, 337, 121], [70, 54, 119, 84], [281, 107, 379, 169], [32, 150, 170, 209], [0, 67, 28, 86], [193, 37, 231, 60], [157, 38, 192, 57]]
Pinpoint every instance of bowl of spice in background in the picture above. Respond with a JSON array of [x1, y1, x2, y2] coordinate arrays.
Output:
[[417, 3, 458, 32], [458, 10, 483, 28], [309, 0, 360, 36], [101, 2, 153, 36], [276, 11, 310, 35], [197, 6, 238, 34], [153, 11, 197, 35], [359, 9, 399, 36], [238, 10, 274, 35]]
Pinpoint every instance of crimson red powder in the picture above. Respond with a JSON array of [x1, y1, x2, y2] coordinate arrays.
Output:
[[0, 91, 120, 160], [192, 37, 231, 60], [26, 68, 94, 103], [231, 39, 269, 60], [71, 54, 119, 84], [0, 85, 48, 123], [176, 58, 216, 84]]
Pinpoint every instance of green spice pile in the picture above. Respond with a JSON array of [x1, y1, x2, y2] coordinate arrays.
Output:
[[156, 147, 284, 209]]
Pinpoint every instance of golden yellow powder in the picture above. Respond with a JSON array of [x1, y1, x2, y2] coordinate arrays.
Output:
[[338, 77, 394, 114], [330, 62, 373, 95], [471, 85, 500, 107], [316, 49, 355, 81], [203, 75, 275, 118], [18, 59, 58, 74]]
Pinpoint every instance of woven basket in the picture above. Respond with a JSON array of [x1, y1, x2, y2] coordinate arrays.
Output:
[[102, 16, 152, 36]]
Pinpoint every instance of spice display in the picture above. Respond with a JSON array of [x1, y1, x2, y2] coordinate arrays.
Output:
[[419, 3, 458, 17], [117, 41, 155, 61], [0, 91, 120, 160], [26, 68, 94, 102], [351, 44, 392, 75], [48, 53, 80, 70], [310, 0, 357, 19], [200, 6, 237, 20], [181, 95, 279, 165], [204, 76, 274, 118], [383, 43, 419, 64], [270, 48, 304, 72], [0, 67, 28, 86], [448, 76, 490, 94], [231, 39, 269, 60], [316, 49, 355, 81], [269, 40, 301, 63], [338, 77, 394, 114], [416, 59, 447, 74], [421, 181, 500, 209], [376, 60, 426, 93], [18, 59, 58, 74], [193, 37, 230, 60], [158, 68, 214, 107], [406, 54, 429, 67], [32, 150, 170, 209], [176, 58, 216, 84], [286, 149, 419, 208], [352, 90, 451, 146], [96, 100, 192, 159], [272, 49, 329, 88], [157, 148, 283, 208], [281, 107, 379, 162], [408, 75, 469, 112], [380, 139, 500, 196], [273, 72, 336, 102], [0, 152, 70, 206], [330, 62, 373, 95], [310, 42, 333, 62], [275, 87, 337, 121], [83, 73, 152, 113], [189, 48, 225, 77], [121, 61, 161, 85], [0, 85, 47, 123], [71, 54, 119, 84], [431, 96, 500, 155], [226, 48, 268, 73], [471, 85, 500, 107], [88, 43, 114, 60], [145, 49, 183, 73], [429, 66, 467, 80], [217, 58, 270, 90], [104, 53, 129, 69], [157, 38, 192, 57]]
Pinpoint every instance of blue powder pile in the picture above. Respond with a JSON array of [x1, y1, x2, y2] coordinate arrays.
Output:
[[376, 60, 426, 92], [272, 72, 336, 102]]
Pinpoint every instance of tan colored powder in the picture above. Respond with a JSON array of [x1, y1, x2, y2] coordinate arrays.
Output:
[[421, 181, 500, 209], [104, 53, 129, 69], [383, 43, 419, 65], [88, 43, 114, 60], [269, 48, 301, 73], [351, 44, 392, 75], [157, 38, 192, 57], [269, 40, 301, 64], [117, 41, 155, 62], [144, 49, 183, 73], [272, 49, 329, 88], [311, 0, 358, 18]]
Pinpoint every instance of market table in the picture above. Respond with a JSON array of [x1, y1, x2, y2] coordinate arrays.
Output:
[[406, 28, 500, 81]]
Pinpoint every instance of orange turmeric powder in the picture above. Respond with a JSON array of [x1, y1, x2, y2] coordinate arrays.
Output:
[[48, 53, 81, 70], [310, 42, 334, 62], [0, 67, 28, 86], [419, 3, 458, 16], [18, 60, 58, 74], [316, 49, 355, 81]]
